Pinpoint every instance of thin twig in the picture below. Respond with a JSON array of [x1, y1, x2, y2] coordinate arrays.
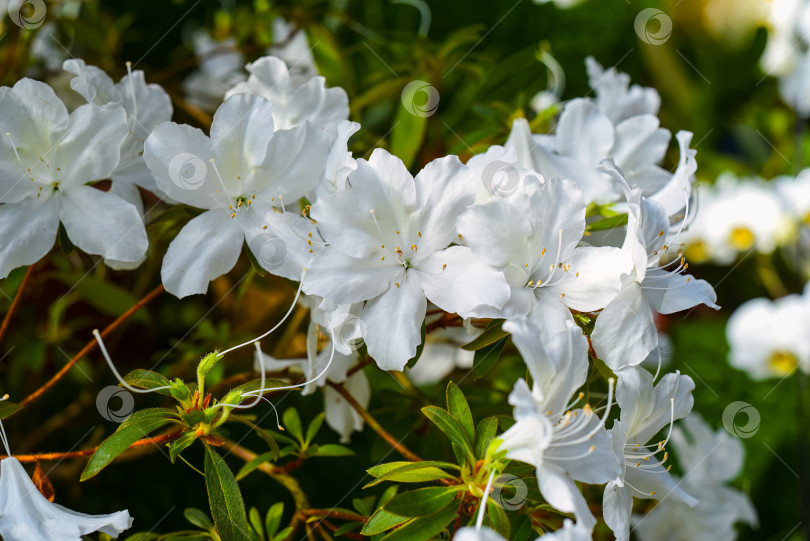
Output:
[[2, 431, 183, 462], [21, 284, 165, 407], [0, 264, 35, 347]]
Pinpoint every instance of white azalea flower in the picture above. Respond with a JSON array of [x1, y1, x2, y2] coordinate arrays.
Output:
[[590, 161, 718, 369], [726, 289, 810, 379], [585, 57, 660, 125], [143, 93, 330, 297], [777, 168, 810, 224], [182, 32, 246, 112], [267, 17, 319, 85], [537, 519, 592, 540], [63, 58, 173, 210], [303, 148, 510, 370], [318, 119, 361, 197], [498, 309, 621, 532], [603, 366, 697, 541], [0, 78, 147, 278], [407, 322, 478, 385], [454, 526, 506, 541], [0, 457, 132, 540], [632, 414, 757, 541], [324, 371, 370, 443], [226, 55, 349, 140], [680, 173, 795, 265]]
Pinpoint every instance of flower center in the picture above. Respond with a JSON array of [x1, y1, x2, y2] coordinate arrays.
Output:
[[768, 350, 798, 376], [684, 239, 710, 263], [728, 226, 755, 250]]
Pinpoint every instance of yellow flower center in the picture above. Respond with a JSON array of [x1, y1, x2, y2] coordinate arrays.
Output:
[[728, 226, 755, 250], [684, 240, 710, 263], [768, 350, 798, 376]]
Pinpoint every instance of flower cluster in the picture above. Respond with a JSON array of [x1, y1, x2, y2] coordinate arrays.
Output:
[[0, 23, 748, 539]]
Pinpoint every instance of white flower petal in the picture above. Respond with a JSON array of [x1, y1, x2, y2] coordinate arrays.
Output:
[[537, 465, 596, 532], [561, 246, 629, 312], [591, 282, 657, 370], [603, 482, 633, 541], [361, 275, 427, 371], [160, 209, 244, 298], [324, 371, 370, 443], [303, 248, 402, 305], [59, 185, 147, 263], [0, 195, 59, 278]]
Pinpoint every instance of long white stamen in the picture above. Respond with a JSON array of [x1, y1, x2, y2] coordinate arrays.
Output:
[[476, 470, 497, 530], [93, 329, 172, 393], [4, 133, 24, 168], [0, 395, 11, 456], [125, 61, 138, 123], [219, 269, 306, 357]]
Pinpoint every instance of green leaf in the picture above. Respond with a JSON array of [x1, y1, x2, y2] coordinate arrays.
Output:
[[389, 99, 429, 169], [353, 496, 376, 516], [0, 400, 22, 420], [361, 508, 409, 536], [474, 417, 499, 459], [168, 431, 198, 463], [282, 408, 303, 444], [184, 508, 213, 530], [123, 370, 172, 397], [379, 503, 459, 541], [472, 336, 508, 380], [204, 444, 250, 541], [82, 408, 178, 480], [230, 416, 280, 461], [234, 451, 276, 481], [461, 320, 506, 351], [313, 443, 355, 457], [249, 507, 264, 538], [272, 527, 293, 541], [446, 382, 474, 444], [265, 502, 284, 538], [587, 213, 629, 231], [365, 461, 459, 487], [305, 412, 325, 445], [485, 497, 510, 538], [383, 486, 463, 517], [421, 406, 474, 463], [58, 273, 148, 323]]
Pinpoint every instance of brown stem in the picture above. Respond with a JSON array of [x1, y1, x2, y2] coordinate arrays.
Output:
[[3, 431, 183, 462], [21, 284, 165, 407], [0, 264, 35, 347], [346, 357, 373, 377], [327, 381, 422, 463], [425, 312, 462, 333]]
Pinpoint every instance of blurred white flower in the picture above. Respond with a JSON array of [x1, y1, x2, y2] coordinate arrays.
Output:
[[585, 57, 660, 125], [0, 457, 132, 540], [143, 93, 330, 297], [303, 149, 510, 370], [603, 366, 697, 541], [324, 371, 370, 443], [632, 414, 757, 541], [407, 323, 477, 385], [0, 78, 147, 278], [267, 18, 319, 85], [226, 55, 349, 141], [727, 288, 810, 379], [182, 32, 246, 112]]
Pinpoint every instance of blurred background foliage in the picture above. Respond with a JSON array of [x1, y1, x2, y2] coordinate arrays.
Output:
[[0, 0, 804, 539]]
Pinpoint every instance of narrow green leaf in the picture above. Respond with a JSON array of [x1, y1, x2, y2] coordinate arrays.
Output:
[[184, 508, 213, 530], [305, 412, 325, 445], [486, 497, 510, 538], [473, 336, 508, 380], [389, 100, 429, 169], [380, 503, 459, 541], [446, 382, 474, 444], [123, 370, 172, 396], [587, 213, 629, 231], [249, 507, 264, 538], [313, 443, 355, 457], [384, 486, 463, 517], [461, 320, 506, 351], [365, 461, 458, 488], [272, 527, 293, 541], [282, 408, 303, 443], [168, 431, 198, 463], [234, 451, 276, 481], [230, 416, 280, 461], [265, 502, 284, 538], [82, 408, 178, 481], [367, 461, 460, 478], [361, 508, 409, 536], [0, 400, 22, 420], [204, 445, 250, 540], [474, 417, 499, 459], [422, 406, 474, 462]]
